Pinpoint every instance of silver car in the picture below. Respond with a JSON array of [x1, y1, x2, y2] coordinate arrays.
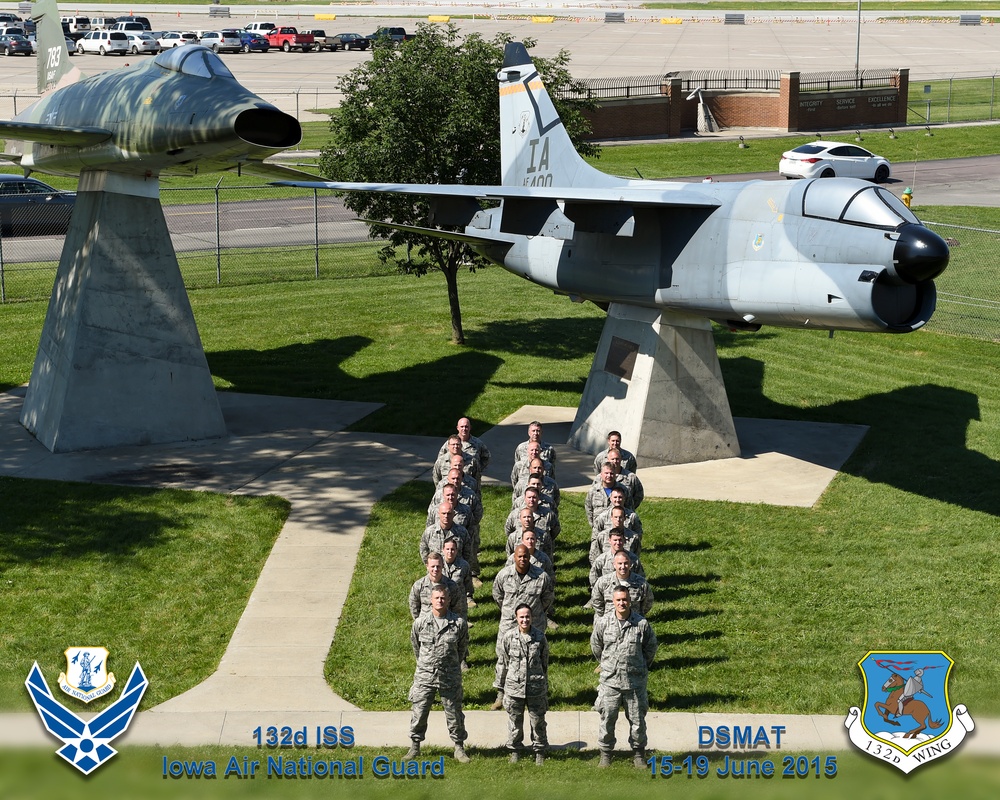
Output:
[[76, 30, 129, 56], [125, 31, 159, 54], [200, 30, 242, 54]]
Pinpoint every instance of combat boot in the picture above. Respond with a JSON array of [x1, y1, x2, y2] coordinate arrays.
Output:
[[535, 751, 545, 766], [598, 751, 612, 768], [633, 749, 647, 769], [509, 750, 520, 763], [404, 741, 420, 760], [454, 745, 471, 763]]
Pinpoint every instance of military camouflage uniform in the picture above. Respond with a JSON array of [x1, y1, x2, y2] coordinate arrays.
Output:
[[589, 525, 642, 564], [591, 610, 658, 756], [442, 553, 474, 601], [590, 549, 643, 588], [409, 574, 467, 620], [505, 527, 555, 559], [592, 506, 643, 539], [585, 480, 627, 527], [420, 522, 471, 566], [409, 610, 469, 747], [591, 572, 653, 618], [495, 625, 550, 755], [504, 547, 555, 582], [503, 507, 561, 547], [594, 447, 637, 474], [513, 439, 557, 469], [438, 434, 492, 470], [492, 563, 555, 647], [512, 473, 561, 509]]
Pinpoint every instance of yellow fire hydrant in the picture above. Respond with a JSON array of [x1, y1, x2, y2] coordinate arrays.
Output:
[[902, 187, 913, 208]]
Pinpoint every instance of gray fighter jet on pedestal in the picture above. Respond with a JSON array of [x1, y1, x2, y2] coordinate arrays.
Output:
[[279, 42, 949, 466]]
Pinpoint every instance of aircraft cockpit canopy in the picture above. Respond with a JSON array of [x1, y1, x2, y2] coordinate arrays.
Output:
[[153, 45, 236, 80], [801, 178, 919, 230]]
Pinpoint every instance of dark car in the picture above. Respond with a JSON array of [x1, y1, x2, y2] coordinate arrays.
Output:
[[329, 33, 369, 51], [0, 175, 76, 237], [239, 30, 269, 53], [115, 15, 151, 31], [0, 33, 33, 55]]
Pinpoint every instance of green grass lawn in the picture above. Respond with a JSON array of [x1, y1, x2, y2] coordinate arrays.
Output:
[[0, 478, 289, 709], [0, 746, 998, 799]]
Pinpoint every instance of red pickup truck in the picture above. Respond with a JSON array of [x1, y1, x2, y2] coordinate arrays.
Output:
[[267, 26, 314, 52]]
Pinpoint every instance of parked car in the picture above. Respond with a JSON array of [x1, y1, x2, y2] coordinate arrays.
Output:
[[60, 16, 91, 35], [27, 33, 77, 55], [300, 29, 332, 51], [369, 27, 414, 46], [115, 15, 151, 31], [0, 33, 34, 56], [329, 32, 370, 51], [779, 141, 891, 182], [156, 31, 197, 49], [239, 30, 269, 53], [91, 16, 119, 31], [200, 30, 242, 53], [76, 29, 129, 55], [244, 22, 276, 34], [125, 31, 159, 55], [111, 21, 146, 34], [0, 174, 76, 237]]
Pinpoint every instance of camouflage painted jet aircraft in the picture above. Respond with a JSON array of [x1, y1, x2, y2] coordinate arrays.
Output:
[[0, 0, 301, 178], [281, 41, 949, 334]]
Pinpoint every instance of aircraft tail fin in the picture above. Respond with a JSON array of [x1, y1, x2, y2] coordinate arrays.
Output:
[[498, 42, 623, 190], [33, 0, 81, 94]]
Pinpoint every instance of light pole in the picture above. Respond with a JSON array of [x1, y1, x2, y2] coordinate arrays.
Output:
[[855, 0, 862, 88]]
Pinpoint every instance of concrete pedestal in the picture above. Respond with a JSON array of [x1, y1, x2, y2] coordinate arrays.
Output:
[[568, 303, 740, 466], [20, 172, 226, 452]]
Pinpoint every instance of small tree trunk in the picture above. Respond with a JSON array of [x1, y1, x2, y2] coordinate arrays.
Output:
[[443, 259, 465, 345]]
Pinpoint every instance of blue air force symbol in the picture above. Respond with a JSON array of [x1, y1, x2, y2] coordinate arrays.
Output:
[[845, 651, 974, 773], [59, 646, 115, 703], [25, 660, 148, 775]]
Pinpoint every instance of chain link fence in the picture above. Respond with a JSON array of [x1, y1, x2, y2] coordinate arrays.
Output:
[[0, 186, 997, 343]]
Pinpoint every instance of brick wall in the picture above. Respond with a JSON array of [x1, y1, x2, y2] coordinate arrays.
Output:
[[580, 70, 908, 139]]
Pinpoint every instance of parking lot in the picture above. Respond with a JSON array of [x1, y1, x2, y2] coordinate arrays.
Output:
[[2, 10, 1000, 120]]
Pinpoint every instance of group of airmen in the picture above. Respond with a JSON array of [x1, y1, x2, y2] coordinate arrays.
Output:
[[405, 418, 659, 768]]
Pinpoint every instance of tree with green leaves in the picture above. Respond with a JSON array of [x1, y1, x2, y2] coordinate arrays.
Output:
[[319, 23, 597, 344]]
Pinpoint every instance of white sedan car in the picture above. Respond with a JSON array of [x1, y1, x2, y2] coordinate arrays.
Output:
[[157, 31, 198, 48], [779, 141, 891, 182], [125, 32, 159, 54]]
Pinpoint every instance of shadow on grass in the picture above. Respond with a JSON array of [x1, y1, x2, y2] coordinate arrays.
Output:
[[0, 478, 181, 568], [206, 336, 504, 436], [465, 317, 605, 360], [723, 356, 999, 517]]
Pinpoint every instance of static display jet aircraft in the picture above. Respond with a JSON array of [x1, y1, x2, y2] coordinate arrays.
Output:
[[281, 41, 949, 334], [1, 0, 307, 453], [0, 0, 301, 177]]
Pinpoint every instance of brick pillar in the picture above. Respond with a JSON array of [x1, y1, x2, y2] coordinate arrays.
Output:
[[781, 71, 800, 132], [895, 68, 909, 126], [661, 78, 684, 137]]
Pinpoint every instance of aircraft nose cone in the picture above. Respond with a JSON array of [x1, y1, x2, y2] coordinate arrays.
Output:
[[893, 223, 949, 283]]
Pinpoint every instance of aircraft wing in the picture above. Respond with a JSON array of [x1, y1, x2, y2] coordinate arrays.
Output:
[[272, 180, 721, 209], [0, 121, 112, 147], [360, 218, 517, 247]]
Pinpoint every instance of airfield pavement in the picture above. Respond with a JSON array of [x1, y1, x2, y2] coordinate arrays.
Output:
[[1, 0, 999, 758]]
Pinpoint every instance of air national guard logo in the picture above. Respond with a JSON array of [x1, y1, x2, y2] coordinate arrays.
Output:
[[59, 647, 115, 703], [845, 651, 975, 774], [25, 657, 148, 775]]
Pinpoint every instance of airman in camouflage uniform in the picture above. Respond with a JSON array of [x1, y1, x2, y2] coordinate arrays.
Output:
[[437, 417, 492, 470], [495, 604, 550, 764], [491, 545, 555, 709], [420, 502, 472, 566], [406, 585, 471, 763], [409, 551, 466, 619], [592, 587, 658, 768], [513, 420, 557, 471], [592, 551, 653, 618], [593, 430, 638, 474]]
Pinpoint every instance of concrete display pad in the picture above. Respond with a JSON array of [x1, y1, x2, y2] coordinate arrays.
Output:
[[19, 172, 227, 452], [569, 304, 741, 467]]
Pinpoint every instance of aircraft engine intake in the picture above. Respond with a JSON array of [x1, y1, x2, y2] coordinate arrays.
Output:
[[235, 108, 302, 149]]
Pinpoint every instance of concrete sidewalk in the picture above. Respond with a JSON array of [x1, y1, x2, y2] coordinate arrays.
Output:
[[1, 388, 996, 755]]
